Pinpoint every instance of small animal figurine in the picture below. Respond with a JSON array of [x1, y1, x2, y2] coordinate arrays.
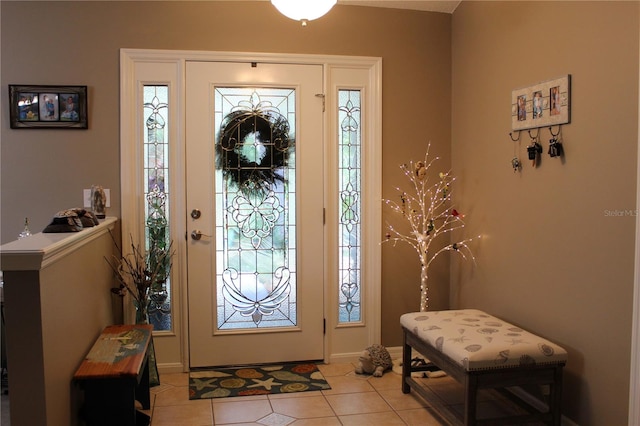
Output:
[[355, 344, 393, 377], [414, 161, 427, 180]]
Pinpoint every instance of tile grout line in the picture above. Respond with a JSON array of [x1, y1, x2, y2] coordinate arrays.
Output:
[[320, 388, 341, 424], [154, 368, 464, 425]]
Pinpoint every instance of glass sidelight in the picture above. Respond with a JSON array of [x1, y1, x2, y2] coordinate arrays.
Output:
[[143, 85, 172, 331]]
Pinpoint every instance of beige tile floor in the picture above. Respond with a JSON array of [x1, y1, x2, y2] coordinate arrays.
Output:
[[145, 362, 526, 426]]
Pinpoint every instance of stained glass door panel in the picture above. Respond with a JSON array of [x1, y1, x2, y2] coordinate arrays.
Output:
[[186, 61, 324, 367], [215, 87, 297, 331]]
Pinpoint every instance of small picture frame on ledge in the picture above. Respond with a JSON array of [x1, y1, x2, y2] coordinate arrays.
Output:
[[511, 75, 570, 131], [9, 84, 88, 129]]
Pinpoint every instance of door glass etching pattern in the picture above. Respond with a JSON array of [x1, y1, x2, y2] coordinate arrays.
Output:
[[143, 85, 172, 331], [214, 88, 297, 330], [338, 90, 362, 323]]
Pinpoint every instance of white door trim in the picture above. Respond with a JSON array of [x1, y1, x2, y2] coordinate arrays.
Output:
[[119, 55, 187, 372], [120, 49, 382, 371]]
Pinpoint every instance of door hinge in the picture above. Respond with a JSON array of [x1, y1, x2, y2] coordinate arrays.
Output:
[[323, 318, 326, 334], [315, 93, 325, 112], [323, 208, 326, 225]]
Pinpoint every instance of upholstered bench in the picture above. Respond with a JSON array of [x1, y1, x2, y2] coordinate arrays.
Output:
[[401, 309, 567, 426]]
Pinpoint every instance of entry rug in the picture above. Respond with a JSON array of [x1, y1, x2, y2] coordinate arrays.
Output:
[[189, 363, 331, 399]]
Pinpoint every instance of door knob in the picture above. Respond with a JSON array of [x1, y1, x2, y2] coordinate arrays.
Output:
[[191, 230, 211, 240]]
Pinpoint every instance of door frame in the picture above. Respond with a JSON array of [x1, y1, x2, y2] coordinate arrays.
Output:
[[120, 49, 382, 372]]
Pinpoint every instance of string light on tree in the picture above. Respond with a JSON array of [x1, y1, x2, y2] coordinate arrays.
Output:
[[383, 144, 479, 312]]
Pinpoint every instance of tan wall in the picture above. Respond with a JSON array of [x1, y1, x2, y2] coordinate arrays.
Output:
[[0, 3, 451, 353], [451, 2, 639, 425], [1, 1, 638, 424], [2, 220, 118, 425]]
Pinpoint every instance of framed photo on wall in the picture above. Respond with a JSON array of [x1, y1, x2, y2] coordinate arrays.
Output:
[[9, 85, 88, 129], [511, 75, 570, 131]]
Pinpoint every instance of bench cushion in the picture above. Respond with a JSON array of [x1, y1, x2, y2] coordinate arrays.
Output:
[[401, 309, 567, 372]]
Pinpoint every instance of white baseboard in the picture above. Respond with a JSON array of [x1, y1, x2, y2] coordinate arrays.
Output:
[[157, 362, 186, 374], [328, 345, 404, 365], [327, 351, 361, 364]]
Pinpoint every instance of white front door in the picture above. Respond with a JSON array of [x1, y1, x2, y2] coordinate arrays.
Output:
[[186, 61, 325, 367]]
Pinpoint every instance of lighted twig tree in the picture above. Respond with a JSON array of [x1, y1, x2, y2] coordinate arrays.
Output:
[[384, 145, 477, 312]]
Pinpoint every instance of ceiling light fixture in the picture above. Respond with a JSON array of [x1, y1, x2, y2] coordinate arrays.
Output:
[[271, 0, 337, 26]]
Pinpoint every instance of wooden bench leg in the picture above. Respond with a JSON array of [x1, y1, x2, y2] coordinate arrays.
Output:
[[550, 365, 564, 426], [83, 379, 138, 426], [136, 355, 151, 410], [464, 374, 478, 426], [402, 330, 412, 394]]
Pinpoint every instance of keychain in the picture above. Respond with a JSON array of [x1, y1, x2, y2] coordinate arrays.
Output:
[[511, 157, 521, 172], [526, 129, 542, 167], [548, 126, 564, 158], [548, 138, 563, 157], [509, 131, 522, 173], [526, 141, 542, 166]]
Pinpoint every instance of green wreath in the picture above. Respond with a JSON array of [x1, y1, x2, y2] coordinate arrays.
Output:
[[216, 109, 294, 196]]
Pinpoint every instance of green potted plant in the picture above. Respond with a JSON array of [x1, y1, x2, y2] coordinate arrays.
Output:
[[107, 234, 174, 323]]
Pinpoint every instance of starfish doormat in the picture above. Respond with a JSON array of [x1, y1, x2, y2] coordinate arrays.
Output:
[[189, 363, 331, 399]]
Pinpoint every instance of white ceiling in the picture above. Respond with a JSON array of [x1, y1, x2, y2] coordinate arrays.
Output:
[[16, 0, 462, 14], [339, 0, 461, 14], [224, 1, 463, 13], [231, 0, 462, 13]]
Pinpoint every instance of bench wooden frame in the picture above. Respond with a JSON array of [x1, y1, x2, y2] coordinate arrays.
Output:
[[402, 325, 565, 426], [74, 324, 153, 426]]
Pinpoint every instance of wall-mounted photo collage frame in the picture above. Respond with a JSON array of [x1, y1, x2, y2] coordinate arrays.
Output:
[[9, 85, 88, 129], [511, 75, 570, 131]]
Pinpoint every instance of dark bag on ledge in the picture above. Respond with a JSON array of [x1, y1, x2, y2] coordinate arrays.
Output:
[[43, 208, 99, 233]]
